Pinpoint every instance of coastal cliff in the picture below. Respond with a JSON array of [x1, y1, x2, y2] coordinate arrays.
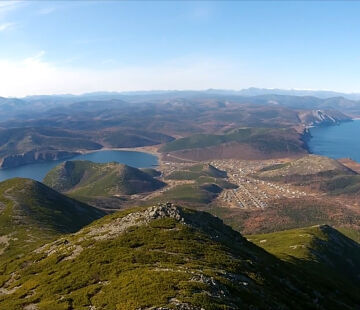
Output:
[[298, 109, 352, 126]]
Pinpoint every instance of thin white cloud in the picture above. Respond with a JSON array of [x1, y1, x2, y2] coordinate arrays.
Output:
[[0, 22, 14, 32], [0, 2, 18, 12], [38, 7, 56, 15], [24, 50, 45, 62], [0, 1, 23, 17], [0, 1, 23, 32]]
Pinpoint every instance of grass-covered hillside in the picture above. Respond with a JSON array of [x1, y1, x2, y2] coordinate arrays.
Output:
[[0, 178, 104, 260], [0, 203, 359, 310], [248, 225, 360, 285], [44, 160, 165, 202], [160, 127, 306, 161]]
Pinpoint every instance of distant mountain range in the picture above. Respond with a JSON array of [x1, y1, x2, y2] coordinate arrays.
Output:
[[18, 87, 360, 101], [209, 87, 360, 100], [1, 88, 359, 121]]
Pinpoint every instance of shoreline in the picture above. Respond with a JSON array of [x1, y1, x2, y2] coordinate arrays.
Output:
[[302, 118, 360, 165], [0, 117, 356, 171], [301, 118, 350, 157]]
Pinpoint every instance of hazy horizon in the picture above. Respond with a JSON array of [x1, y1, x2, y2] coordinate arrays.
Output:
[[1, 87, 360, 100]]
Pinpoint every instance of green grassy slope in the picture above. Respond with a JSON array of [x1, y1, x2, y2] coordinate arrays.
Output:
[[248, 225, 360, 285], [0, 204, 359, 309], [0, 178, 105, 260], [43, 160, 165, 198]]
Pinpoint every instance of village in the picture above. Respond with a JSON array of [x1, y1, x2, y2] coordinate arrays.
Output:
[[150, 158, 308, 210], [210, 159, 308, 209]]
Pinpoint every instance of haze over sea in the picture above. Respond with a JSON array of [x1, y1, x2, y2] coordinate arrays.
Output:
[[0, 150, 158, 182], [308, 120, 360, 162]]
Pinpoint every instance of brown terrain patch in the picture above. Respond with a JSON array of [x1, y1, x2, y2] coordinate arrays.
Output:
[[212, 196, 360, 235]]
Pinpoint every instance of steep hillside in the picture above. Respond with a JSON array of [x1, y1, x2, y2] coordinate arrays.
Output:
[[249, 225, 360, 284], [44, 160, 165, 199], [0, 178, 104, 259], [0, 204, 359, 309]]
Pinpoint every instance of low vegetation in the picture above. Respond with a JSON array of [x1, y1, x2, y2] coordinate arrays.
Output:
[[0, 204, 359, 309], [248, 224, 360, 285], [0, 178, 104, 261]]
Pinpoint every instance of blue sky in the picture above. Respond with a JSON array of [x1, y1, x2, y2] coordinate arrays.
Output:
[[1, 1, 360, 96]]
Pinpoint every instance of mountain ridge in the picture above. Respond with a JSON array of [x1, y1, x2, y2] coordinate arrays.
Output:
[[0, 203, 359, 309]]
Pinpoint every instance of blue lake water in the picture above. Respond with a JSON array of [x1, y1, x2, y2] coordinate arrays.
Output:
[[0, 150, 158, 182], [308, 120, 360, 161]]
